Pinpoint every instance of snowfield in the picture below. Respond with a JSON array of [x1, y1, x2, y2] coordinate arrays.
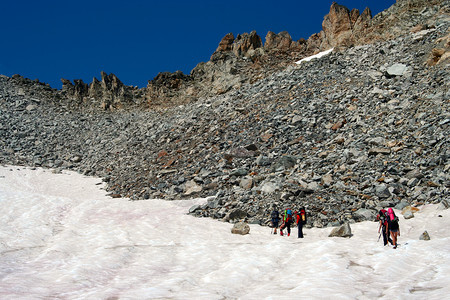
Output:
[[0, 166, 449, 299]]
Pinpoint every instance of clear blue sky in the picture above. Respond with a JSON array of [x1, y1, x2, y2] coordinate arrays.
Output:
[[0, 0, 395, 89]]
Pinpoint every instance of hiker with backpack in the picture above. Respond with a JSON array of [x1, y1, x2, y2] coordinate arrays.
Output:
[[270, 208, 280, 234], [377, 209, 393, 246], [386, 208, 400, 249], [295, 208, 307, 238], [279, 208, 293, 236]]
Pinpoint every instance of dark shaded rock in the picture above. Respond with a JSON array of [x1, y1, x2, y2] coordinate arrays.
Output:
[[229, 209, 248, 221], [230, 168, 248, 176]]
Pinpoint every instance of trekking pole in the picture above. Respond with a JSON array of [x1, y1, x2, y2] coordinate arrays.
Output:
[[377, 233, 381, 242]]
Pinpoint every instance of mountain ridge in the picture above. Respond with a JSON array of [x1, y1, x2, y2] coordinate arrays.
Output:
[[5, 1, 449, 111]]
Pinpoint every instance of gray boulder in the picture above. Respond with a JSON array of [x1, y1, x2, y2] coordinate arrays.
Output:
[[189, 204, 201, 213], [231, 221, 250, 235], [395, 201, 410, 210], [375, 184, 392, 199], [354, 208, 376, 221], [328, 223, 352, 238], [230, 168, 248, 176], [386, 63, 407, 76]]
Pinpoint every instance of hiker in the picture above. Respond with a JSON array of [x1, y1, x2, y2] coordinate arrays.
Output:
[[270, 208, 280, 234], [377, 209, 393, 246], [386, 208, 400, 249], [295, 208, 307, 238], [279, 208, 293, 236]]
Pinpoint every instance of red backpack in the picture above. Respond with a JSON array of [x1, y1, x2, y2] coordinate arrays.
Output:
[[377, 209, 389, 227], [299, 208, 307, 224]]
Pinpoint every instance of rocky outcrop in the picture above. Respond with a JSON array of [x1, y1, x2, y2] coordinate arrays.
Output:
[[356, 0, 449, 45], [145, 71, 193, 107], [231, 31, 263, 58], [320, 3, 372, 48], [143, 0, 448, 109], [264, 31, 305, 52], [61, 71, 140, 110], [30, 0, 449, 112]]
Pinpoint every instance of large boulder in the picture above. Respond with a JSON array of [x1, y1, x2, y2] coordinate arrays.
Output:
[[353, 208, 377, 221], [231, 221, 250, 235], [328, 223, 352, 238]]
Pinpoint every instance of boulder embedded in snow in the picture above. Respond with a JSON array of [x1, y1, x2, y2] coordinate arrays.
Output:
[[402, 206, 419, 219], [328, 223, 352, 238], [419, 231, 430, 241], [189, 204, 201, 213], [403, 210, 414, 220], [403, 210, 414, 219], [437, 200, 449, 210], [231, 221, 250, 235]]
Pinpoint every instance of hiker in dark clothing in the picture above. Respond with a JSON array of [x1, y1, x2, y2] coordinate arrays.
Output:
[[295, 208, 307, 238], [270, 208, 280, 234], [387, 208, 400, 249], [377, 209, 393, 246]]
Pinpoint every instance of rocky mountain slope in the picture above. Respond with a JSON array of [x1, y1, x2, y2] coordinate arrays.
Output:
[[0, 0, 449, 227]]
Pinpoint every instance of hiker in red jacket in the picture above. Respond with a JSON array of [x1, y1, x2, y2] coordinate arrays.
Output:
[[295, 208, 307, 238]]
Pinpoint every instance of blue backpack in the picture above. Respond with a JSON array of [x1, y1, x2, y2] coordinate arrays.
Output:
[[285, 209, 293, 222]]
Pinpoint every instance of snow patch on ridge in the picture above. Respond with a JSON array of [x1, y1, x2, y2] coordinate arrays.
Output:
[[295, 48, 334, 64]]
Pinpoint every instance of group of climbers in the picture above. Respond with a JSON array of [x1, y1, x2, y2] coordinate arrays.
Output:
[[270, 207, 307, 238], [271, 206, 401, 247], [377, 208, 401, 249]]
